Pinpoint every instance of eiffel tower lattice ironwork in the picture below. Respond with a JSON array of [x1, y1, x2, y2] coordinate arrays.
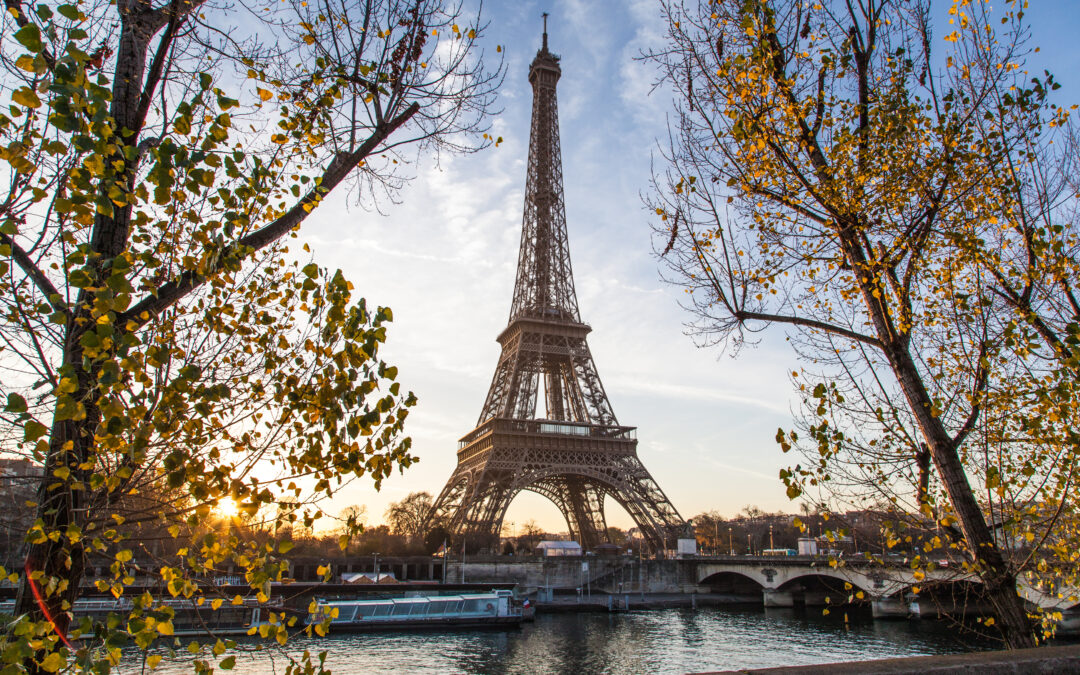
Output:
[[425, 21, 685, 552]]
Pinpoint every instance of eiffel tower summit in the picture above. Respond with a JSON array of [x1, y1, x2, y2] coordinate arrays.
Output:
[[425, 18, 685, 552]]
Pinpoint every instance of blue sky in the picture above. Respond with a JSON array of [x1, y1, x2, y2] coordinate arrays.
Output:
[[300, 0, 1080, 533]]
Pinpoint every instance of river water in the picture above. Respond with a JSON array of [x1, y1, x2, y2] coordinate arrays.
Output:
[[130, 606, 1015, 674]]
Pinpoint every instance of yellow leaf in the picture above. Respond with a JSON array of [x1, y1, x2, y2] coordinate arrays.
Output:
[[147, 654, 162, 670], [257, 87, 273, 102], [157, 620, 174, 636], [39, 652, 64, 672], [12, 86, 40, 108]]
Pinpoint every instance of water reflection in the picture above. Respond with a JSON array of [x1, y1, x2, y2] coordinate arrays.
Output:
[[137, 606, 1024, 674]]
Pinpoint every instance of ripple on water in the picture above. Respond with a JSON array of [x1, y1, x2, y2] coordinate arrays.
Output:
[[128, 606, 1007, 675]]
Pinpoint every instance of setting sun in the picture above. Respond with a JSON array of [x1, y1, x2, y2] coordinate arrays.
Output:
[[215, 497, 239, 519]]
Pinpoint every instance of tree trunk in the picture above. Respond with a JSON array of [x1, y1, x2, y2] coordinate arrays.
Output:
[[844, 263, 1033, 646], [12, 3, 160, 661], [886, 343, 1035, 648]]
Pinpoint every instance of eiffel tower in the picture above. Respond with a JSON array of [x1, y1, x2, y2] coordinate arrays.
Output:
[[425, 19, 685, 552]]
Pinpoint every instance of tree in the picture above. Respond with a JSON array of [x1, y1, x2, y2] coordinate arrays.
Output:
[[384, 490, 433, 540], [517, 519, 544, 553], [423, 524, 452, 554], [0, 0, 500, 670], [605, 526, 628, 547], [645, 0, 1080, 647], [336, 504, 368, 555]]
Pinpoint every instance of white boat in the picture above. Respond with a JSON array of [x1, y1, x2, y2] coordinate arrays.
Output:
[[0, 597, 262, 636], [310, 589, 530, 631]]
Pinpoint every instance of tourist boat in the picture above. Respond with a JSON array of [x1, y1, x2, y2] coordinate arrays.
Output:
[[0, 597, 262, 636], [309, 589, 530, 631]]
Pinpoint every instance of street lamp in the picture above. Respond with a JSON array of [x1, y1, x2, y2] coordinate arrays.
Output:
[[769, 524, 774, 551], [747, 533, 752, 556], [372, 552, 379, 579], [728, 527, 733, 555]]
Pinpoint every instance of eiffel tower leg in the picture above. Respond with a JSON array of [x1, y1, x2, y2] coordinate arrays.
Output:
[[604, 455, 684, 552], [523, 476, 609, 549], [425, 467, 474, 535], [566, 478, 609, 549], [455, 469, 516, 549]]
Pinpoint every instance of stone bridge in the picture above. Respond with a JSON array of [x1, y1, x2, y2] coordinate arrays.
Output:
[[449, 554, 1080, 624]]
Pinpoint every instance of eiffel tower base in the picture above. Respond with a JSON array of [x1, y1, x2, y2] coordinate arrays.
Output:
[[426, 419, 684, 552]]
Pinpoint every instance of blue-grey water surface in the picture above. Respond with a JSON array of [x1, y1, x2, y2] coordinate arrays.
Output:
[[130, 606, 1017, 674]]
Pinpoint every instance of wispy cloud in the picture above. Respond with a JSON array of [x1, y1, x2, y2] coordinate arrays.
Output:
[[300, 2, 802, 531]]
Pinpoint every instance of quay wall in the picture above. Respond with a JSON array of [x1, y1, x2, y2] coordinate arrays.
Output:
[[447, 557, 694, 593], [704, 644, 1080, 674]]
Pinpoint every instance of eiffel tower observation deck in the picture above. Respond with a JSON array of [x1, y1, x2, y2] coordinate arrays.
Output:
[[425, 18, 685, 552]]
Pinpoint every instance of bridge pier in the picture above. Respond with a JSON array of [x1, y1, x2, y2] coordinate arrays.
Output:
[[763, 590, 794, 607], [801, 589, 829, 606], [871, 596, 910, 618]]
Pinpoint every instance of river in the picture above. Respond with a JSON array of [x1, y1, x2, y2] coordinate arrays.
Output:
[[127, 605, 1024, 674]]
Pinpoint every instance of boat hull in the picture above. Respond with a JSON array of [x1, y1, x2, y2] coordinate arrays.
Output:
[[322, 615, 525, 632]]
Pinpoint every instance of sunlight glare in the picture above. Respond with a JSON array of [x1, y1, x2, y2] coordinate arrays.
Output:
[[216, 497, 239, 519]]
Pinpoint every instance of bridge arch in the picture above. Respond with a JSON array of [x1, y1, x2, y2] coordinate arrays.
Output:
[[777, 573, 872, 596], [758, 573, 875, 608], [699, 571, 766, 601]]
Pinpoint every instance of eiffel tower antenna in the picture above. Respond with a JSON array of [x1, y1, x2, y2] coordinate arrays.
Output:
[[425, 21, 685, 552]]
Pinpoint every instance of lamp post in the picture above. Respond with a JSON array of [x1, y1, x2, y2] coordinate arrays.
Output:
[[714, 521, 719, 555], [728, 527, 733, 555], [372, 552, 379, 579], [769, 524, 774, 551], [747, 533, 752, 556]]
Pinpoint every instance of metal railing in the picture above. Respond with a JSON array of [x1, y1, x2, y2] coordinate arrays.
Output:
[[459, 418, 636, 449]]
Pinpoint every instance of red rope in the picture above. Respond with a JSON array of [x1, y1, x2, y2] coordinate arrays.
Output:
[[24, 557, 75, 650]]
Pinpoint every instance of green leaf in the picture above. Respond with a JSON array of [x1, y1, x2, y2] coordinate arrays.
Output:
[[55, 396, 86, 421], [57, 4, 80, 20], [5, 393, 27, 413], [14, 24, 43, 53], [219, 656, 236, 670], [302, 262, 319, 278], [217, 94, 239, 110], [200, 72, 213, 90], [179, 364, 202, 380], [24, 420, 48, 442]]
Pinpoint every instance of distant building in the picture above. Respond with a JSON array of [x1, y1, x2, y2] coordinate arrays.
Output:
[[0, 457, 42, 568], [0, 457, 42, 478], [535, 540, 582, 557], [797, 537, 819, 556], [341, 572, 399, 584]]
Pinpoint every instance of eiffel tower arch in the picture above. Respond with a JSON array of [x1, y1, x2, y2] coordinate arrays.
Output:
[[425, 20, 685, 552]]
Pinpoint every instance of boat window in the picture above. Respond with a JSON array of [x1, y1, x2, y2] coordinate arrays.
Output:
[[462, 599, 482, 613]]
